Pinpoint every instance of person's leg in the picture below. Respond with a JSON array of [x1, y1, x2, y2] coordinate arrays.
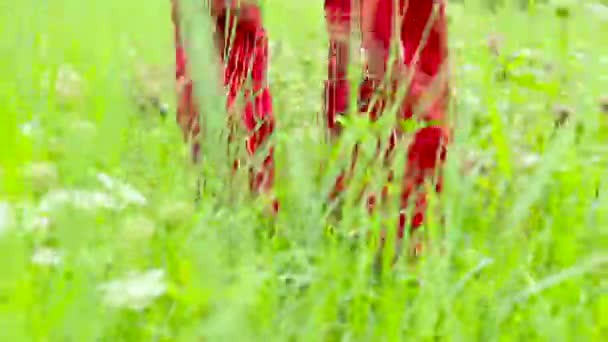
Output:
[[323, 0, 352, 139], [325, 0, 398, 209], [171, 1, 277, 210], [171, 0, 202, 163], [324, 0, 358, 210], [356, 0, 393, 214], [356, 0, 449, 267], [220, 6, 277, 210], [394, 0, 450, 261]]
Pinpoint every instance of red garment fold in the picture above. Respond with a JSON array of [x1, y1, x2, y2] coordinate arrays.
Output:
[[323, 0, 450, 237], [171, 1, 276, 200]]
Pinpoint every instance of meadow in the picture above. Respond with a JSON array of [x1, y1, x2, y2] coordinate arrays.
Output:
[[1, 0, 607, 340]]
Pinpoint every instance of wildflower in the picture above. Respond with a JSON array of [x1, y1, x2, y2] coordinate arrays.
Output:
[[0, 201, 15, 235], [96, 173, 147, 207], [18, 119, 41, 137], [55, 64, 85, 106], [23, 162, 59, 194], [599, 95, 608, 114], [38, 189, 119, 213], [552, 104, 574, 127], [585, 3, 608, 22], [31, 247, 62, 267], [127, 57, 171, 117], [98, 269, 167, 310], [27, 215, 51, 233], [487, 33, 504, 56], [519, 152, 541, 169]]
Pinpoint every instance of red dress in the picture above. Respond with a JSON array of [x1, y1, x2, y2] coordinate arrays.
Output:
[[323, 0, 450, 239], [171, 0, 276, 199]]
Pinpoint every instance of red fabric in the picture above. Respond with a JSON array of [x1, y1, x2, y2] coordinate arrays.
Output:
[[324, 0, 352, 137], [171, 1, 275, 198], [323, 0, 450, 238]]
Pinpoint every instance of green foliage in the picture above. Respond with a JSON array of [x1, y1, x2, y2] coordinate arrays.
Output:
[[1, 0, 607, 341]]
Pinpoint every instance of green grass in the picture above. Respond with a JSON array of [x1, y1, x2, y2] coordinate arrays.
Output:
[[1, 0, 607, 340]]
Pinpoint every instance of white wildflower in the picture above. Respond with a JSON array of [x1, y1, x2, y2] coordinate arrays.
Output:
[[98, 269, 167, 310], [462, 89, 481, 107], [570, 51, 585, 61], [461, 64, 479, 73], [97, 173, 147, 207], [0, 201, 16, 235], [31, 247, 63, 266], [512, 48, 533, 59], [586, 3, 608, 21], [55, 64, 84, 104], [19, 119, 41, 136], [23, 162, 59, 193], [38, 189, 122, 213], [452, 40, 465, 50], [520, 153, 541, 168], [25, 215, 51, 233]]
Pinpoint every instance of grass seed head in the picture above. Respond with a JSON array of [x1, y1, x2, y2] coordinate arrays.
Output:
[[599, 95, 608, 114], [23, 162, 59, 194], [55, 64, 85, 106], [130, 62, 171, 118], [487, 33, 504, 56], [552, 104, 574, 127]]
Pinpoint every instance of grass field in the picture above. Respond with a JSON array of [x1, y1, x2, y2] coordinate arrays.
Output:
[[1, 0, 607, 340]]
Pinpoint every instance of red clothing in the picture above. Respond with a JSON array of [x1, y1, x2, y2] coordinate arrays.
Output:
[[172, 1, 276, 198], [324, 0, 450, 238]]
